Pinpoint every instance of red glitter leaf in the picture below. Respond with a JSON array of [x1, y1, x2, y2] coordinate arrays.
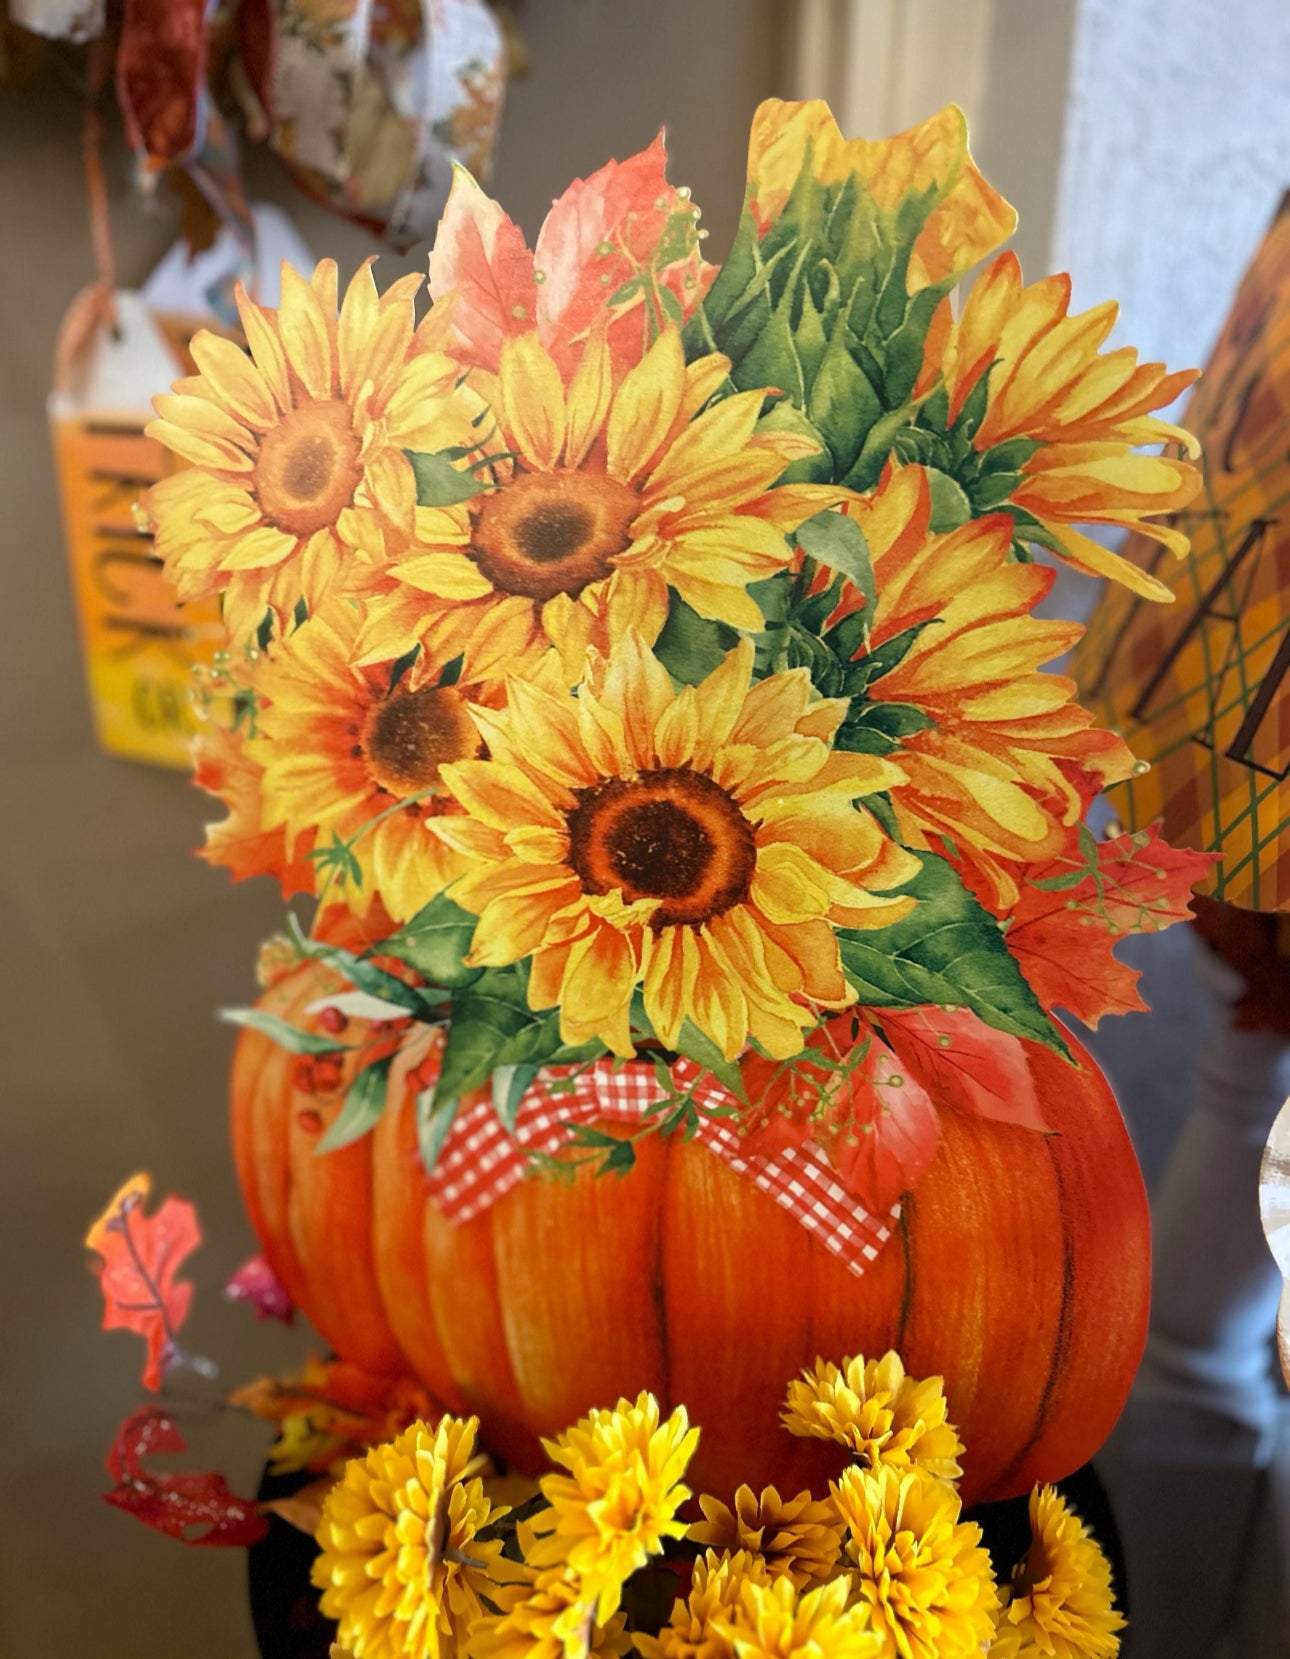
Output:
[[104, 1407, 268, 1547]]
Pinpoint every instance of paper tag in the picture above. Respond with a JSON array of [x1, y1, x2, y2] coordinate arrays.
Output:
[[50, 291, 228, 769]]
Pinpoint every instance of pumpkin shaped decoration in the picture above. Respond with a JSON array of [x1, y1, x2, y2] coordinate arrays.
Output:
[[148, 99, 1209, 1510]]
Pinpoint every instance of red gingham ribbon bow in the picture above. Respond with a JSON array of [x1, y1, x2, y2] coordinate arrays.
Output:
[[426, 1057, 899, 1279]]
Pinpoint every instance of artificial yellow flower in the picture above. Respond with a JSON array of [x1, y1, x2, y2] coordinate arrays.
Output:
[[840, 466, 1136, 908], [637, 1550, 774, 1659], [715, 1574, 882, 1659], [469, 1563, 631, 1659], [357, 326, 839, 687], [781, 1352, 964, 1482], [433, 632, 919, 1060], [526, 1392, 698, 1623], [992, 1486, 1124, 1659], [143, 258, 477, 637], [312, 1415, 508, 1659], [745, 100, 1016, 290], [919, 250, 1201, 599], [689, 1486, 844, 1589], [244, 602, 486, 922], [832, 1465, 997, 1659]]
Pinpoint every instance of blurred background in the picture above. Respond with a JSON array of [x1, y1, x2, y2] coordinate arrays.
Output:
[[0, 0, 1287, 1653]]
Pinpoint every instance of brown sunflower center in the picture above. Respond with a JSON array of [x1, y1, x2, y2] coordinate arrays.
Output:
[[470, 469, 638, 602], [254, 400, 363, 537], [362, 685, 481, 797], [566, 768, 757, 928]]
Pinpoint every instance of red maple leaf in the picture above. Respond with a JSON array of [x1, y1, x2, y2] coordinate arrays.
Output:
[[742, 1017, 940, 1213], [1004, 823, 1216, 1027], [85, 1173, 201, 1390], [104, 1407, 268, 1547], [879, 1006, 1049, 1132]]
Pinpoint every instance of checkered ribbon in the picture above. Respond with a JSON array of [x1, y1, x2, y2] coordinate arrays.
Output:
[[426, 1058, 899, 1278]]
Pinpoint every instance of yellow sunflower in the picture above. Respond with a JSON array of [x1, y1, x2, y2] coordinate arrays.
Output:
[[637, 1550, 774, 1659], [833, 1465, 998, 1659], [781, 1351, 964, 1484], [526, 1392, 699, 1624], [433, 633, 918, 1060], [688, 1486, 844, 1590], [312, 1415, 508, 1659], [356, 326, 840, 687], [745, 100, 1016, 290], [992, 1486, 1124, 1659], [244, 601, 487, 923], [919, 251, 1200, 599], [838, 466, 1135, 908], [143, 258, 478, 637]]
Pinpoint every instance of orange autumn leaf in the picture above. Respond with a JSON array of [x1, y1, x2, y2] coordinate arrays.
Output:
[[742, 1018, 939, 1213], [231, 1356, 438, 1474], [192, 721, 316, 900], [429, 131, 714, 376], [1005, 824, 1216, 1028], [86, 1174, 201, 1391], [880, 1006, 1048, 1133]]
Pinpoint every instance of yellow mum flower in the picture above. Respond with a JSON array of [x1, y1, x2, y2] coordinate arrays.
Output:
[[992, 1486, 1124, 1659], [745, 99, 1016, 291], [689, 1486, 844, 1589], [781, 1352, 964, 1482], [715, 1574, 882, 1659], [833, 1465, 997, 1659], [312, 1415, 507, 1659], [839, 466, 1135, 909], [143, 259, 476, 637], [526, 1392, 699, 1623], [920, 250, 1200, 600], [637, 1550, 774, 1659], [243, 601, 486, 922], [469, 1564, 631, 1659], [433, 632, 919, 1060], [358, 326, 839, 687]]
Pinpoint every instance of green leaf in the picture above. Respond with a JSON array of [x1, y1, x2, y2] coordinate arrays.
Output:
[[491, 1063, 539, 1132], [654, 594, 741, 686], [842, 621, 939, 693], [806, 320, 881, 478], [388, 644, 421, 693], [842, 402, 918, 492], [376, 893, 481, 989], [754, 402, 833, 484], [837, 853, 1069, 1054], [924, 468, 974, 532], [317, 1056, 394, 1153], [415, 1083, 458, 1175], [406, 449, 490, 508], [674, 1019, 747, 1103], [794, 511, 876, 619], [217, 1007, 353, 1056], [301, 939, 434, 1019]]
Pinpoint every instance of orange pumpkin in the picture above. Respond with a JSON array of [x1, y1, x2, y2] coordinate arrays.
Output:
[[232, 958, 1150, 1506]]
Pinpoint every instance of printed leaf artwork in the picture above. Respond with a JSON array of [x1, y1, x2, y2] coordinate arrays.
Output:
[[85, 1174, 201, 1391], [879, 1006, 1047, 1132], [1001, 825, 1216, 1029], [103, 1407, 268, 1547], [837, 854, 1069, 1056]]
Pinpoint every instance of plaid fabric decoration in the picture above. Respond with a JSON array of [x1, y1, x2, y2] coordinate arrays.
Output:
[[425, 1057, 899, 1278], [1074, 194, 1290, 910]]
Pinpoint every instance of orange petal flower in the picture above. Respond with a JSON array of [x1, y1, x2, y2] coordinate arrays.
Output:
[[921, 251, 1201, 599], [816, 468, 1135, 909], [243, 602, 492, 923], [746, 99, 1016, 290], [434, 633, 919, 1061]]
